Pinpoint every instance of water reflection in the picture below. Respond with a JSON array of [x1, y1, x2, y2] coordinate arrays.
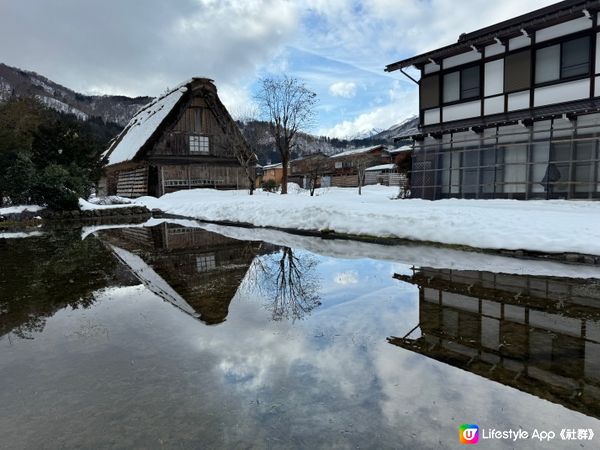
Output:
[[96, 223, 265, 325], [250, 247, 321, 321], [0, 229, 136, 338], [2, 224, 600, 448], [389, 267, 600, 418]]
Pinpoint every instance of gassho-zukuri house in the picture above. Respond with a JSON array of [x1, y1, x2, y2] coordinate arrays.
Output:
[[100, 78, 253, 198], [386, 0, 600, 200]]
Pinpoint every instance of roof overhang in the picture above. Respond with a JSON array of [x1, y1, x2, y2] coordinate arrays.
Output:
[[385, 0, 596, 73]]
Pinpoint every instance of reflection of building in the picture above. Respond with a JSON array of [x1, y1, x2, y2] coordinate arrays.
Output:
[[390, 267, 600, 418], [98, 223, 263, 325]]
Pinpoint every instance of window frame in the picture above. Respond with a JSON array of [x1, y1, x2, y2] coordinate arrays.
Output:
[[441, 61, 482, 106], [189, 134, 210, 155], [534, 33, 592, 88]]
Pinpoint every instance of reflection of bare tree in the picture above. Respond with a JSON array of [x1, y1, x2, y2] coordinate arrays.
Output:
[[253, 247, 321, 321]]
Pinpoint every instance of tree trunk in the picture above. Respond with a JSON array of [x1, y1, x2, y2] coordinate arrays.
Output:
[[281, 153, 289, 194]]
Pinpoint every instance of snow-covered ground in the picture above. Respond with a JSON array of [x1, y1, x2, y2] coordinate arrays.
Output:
[[81, 218, 600, 279], [111, 184, 600, 256], [78, 198, 135, 211], [0, 205, 44, 215]]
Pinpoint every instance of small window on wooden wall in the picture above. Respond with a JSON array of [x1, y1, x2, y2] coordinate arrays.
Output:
[[189, 135, 209, 154]]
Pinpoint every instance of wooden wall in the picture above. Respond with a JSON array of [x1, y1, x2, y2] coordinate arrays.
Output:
[[148, 96, 239, 160], [160, 164, 246, 193]]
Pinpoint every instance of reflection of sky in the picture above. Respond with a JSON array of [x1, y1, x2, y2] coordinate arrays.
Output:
[[1, 248, 599, 449]]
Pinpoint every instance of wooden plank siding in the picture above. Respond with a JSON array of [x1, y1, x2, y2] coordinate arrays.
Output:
[[149, 96, 237, 159], [160, 164, 246, 193], [116, 167, 148, 198]]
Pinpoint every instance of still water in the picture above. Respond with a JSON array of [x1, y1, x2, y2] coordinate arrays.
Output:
[[1, 221, 600, 449]]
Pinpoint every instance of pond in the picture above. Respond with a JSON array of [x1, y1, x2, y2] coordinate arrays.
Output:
[[1, 221, 600, 449]]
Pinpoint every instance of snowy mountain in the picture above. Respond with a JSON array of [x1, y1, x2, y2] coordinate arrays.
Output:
[[0, 63, 151, 126], [367, 116, 419, 142]]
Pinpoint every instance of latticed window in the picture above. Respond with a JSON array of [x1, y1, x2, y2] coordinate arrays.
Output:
[[189, 135, 209, 154], [196, 254, 216, 272]]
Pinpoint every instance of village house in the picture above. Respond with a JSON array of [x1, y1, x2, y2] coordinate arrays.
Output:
[[288, 152, 331, 188], [100, 78, 254, 198], [386, 0, 600, 200], [329, 144, 391, 187], [261, 162, 285, 186]]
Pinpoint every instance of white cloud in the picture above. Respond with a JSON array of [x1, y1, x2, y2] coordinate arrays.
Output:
[[320, 81, 418, 138], [0, 0, 300, 97], [328, 81, 357, 98], [334, 271, 359, 285]]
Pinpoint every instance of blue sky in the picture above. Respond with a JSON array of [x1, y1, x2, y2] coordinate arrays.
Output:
[[0, 0, 557, 137]]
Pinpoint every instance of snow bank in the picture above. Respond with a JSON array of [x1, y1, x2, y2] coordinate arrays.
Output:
[[78, 198, 134, 211], [128, 185, 600, 256], [0, 231, 45, 239], [82, 218, 600, 279], [0, 205, 44, 215]]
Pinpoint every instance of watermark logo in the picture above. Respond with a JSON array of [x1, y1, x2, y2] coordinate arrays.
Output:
[[459, 424, 479, 444]]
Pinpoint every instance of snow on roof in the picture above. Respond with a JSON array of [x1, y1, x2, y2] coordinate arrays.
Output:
[[105, 85, 187, 166], [109, 244, 200, 319], [330, 145, 385, 159], [365, 163, 396, 172], [388, 145, 412, 154], [263, 163, 283, 169]]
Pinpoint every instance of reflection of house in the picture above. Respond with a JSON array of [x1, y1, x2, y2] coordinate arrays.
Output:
[[329, 145, 391, 187], [390, 267, 600, 418], [98, 223, 263, 325], [386, 1, 600, 200], [101, 78, 253, 198]]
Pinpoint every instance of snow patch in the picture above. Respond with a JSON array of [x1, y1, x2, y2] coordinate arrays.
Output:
[[128, 185, 600, 257], [0, 205, 44, 215]]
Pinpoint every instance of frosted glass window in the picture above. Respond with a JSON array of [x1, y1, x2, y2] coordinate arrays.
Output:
[[444, 71, 460, 103], [484, 59, 504, 96], [536, 45, 560, 83], [503, 145, 527, 193], [562, 36, 590, 78]]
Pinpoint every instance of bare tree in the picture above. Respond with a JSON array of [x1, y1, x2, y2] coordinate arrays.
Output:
[[230, 106, 262, 195], [255, 76, 317, 194], [303, 156, 325, 196], [247, 247, 321, 321], [352, 153, 371, 195], [234, 143, 258, 195]]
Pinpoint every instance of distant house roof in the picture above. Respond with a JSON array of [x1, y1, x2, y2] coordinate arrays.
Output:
[[365, 163, 396, 172], [331, 145, 387, 159], [263, 162, 283, 169], [290, 152, 328, 162], [388, 145, 413, 154]]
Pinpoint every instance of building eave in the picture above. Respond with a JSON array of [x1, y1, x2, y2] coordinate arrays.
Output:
[[385, 0, 596, 72]]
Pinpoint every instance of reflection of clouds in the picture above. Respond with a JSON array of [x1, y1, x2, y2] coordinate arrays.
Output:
[[4, 251, 600, 448], [334, 271, 358, 285]]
